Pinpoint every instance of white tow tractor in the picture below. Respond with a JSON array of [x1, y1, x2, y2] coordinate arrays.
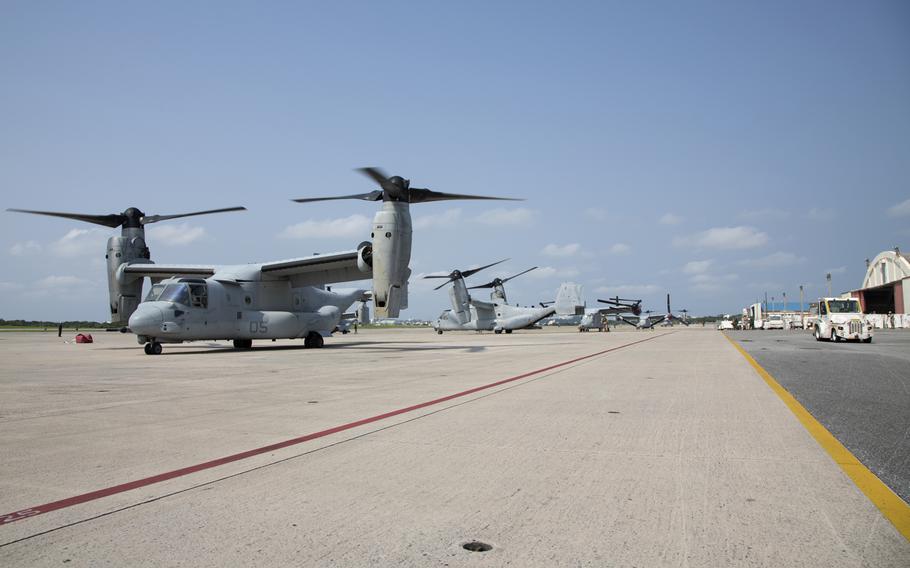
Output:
[[814, 297, 873, 343]]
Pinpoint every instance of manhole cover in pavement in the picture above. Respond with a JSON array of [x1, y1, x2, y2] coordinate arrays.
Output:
[[463, 541, 492, 552]]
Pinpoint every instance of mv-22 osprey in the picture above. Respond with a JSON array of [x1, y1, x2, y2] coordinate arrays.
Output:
[[9, 168, 517, 354], [600, 293, 689, 329], [428, 261, 555, 334]]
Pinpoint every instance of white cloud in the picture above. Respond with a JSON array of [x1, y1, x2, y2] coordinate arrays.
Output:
[[0, 281, 24, 292], [674, 226, 768, 250], [413, 208, 462, 230], [808, 207, 836, 221], [147, 223, 207, 246], [9, 241, 42, 256], [49, 228, 109, 258], [36, 275, 92, 289], [737, 252, 805, 268], [683, 259, 713, 274], [542, 243, 581, 257], [278, 214, 371, 240], [608, 243, 631, 255], [887, 198, 910, 217], [690, 273, 739, 293], [594, 284, 661, 295], [23, 275, 100, 299], [659, 213, 683, 225], [584, 208, 607, 221], [528, 266, 579, 279], [475, 208, 536, 226]]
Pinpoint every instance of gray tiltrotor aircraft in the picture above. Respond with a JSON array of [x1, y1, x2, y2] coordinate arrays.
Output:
[[7, 205, 246, 326], [429, 261, 555, 334], [601, 293, 689, 329], [542, 283, 643, 331], [10, 168, 518, 354]]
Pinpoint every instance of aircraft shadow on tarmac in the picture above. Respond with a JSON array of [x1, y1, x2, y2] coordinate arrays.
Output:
[[101, 341, 488, 355]]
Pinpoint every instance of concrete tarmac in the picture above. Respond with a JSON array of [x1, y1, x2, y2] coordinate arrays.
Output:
[[728, 329, 910, 504], [0, 328, 907, 566]]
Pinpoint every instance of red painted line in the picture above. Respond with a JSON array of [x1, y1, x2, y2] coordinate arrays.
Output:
[[0, 333, 668, 526]]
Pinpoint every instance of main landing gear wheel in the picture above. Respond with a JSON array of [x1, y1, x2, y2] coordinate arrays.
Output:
[[494, 329, 503, 334], [233, 339, 253, 349], [144, 342, 162, 355], [304, 332, 324, 348], [436, 329, 443, 335], [505, 329, 513, 334]]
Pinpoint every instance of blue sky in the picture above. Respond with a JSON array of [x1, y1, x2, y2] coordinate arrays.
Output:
[[1, 1, 908, 321]]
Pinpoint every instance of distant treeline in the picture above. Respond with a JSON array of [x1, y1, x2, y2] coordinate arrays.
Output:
[[0, 319, 109, 328]]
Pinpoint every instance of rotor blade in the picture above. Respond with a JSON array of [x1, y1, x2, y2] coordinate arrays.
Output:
[[667, 294, 671, 314], [408, 188, 523, 203], [461, 258, 509, 278], [292, 191, 382, 203], [467, 281, 496, 290], [433, 279, 455, 291], [501, 266, 537, 283], [141, 206, 247, 224], [423, 274, 454, 279], [356, 167, 389, 186], [7, 208, 126, 228]]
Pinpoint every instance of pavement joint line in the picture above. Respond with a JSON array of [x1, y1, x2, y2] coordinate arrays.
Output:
[[0, 364, 571, 548], [723, 333, 910, 541], [0, 331, 671, 528]]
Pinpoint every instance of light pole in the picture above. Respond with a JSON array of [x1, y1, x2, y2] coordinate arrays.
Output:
[[782, 291, 787, 312], [771, 296, 776, 312], [799, 285, 804, 314], [826, 273, 832, 296]]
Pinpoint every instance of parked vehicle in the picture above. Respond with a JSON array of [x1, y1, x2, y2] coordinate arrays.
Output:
[[814, 298, 873, 343], [765, 314, 784, 330]]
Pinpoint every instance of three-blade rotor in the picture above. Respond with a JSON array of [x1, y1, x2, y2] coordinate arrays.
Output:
[[598, 296, 643, 316], [292, 167, 523, 204], [424, 259, 509, 290], [7, 206, 246, 229], [468, 266, 538, 290]]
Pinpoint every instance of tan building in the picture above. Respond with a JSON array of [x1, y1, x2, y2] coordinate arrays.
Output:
[[850, 247, 909, 314]]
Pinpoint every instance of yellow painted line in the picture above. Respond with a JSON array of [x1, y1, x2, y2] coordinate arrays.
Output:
[[724, 333, 910, 541]]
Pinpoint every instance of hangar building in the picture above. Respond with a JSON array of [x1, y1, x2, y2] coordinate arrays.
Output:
[[850, 247, 909, 314]]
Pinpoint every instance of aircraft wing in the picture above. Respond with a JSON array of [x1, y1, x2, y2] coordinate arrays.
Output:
[[120, 263, 217, 279], [260, 249, 371, 286], [592, 305, 630, 316]]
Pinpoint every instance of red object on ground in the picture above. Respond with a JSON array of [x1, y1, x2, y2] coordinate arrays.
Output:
[[74, 333, 93, 344]]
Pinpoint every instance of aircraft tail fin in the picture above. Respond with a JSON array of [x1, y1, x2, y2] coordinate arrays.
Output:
[[555, 282, 585, 316]]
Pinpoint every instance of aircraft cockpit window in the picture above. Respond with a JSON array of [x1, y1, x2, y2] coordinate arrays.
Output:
[[144, 283, 166, 302], [157, 283, 190, 306], [189, 283, 208, 308]]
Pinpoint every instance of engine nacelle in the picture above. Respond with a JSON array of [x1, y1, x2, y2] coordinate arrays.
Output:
[[106, 229, 152, 326], [370, 201, 412, 318]]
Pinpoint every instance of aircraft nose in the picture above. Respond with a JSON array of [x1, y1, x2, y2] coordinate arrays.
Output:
[[129, 305, 164, 334]]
